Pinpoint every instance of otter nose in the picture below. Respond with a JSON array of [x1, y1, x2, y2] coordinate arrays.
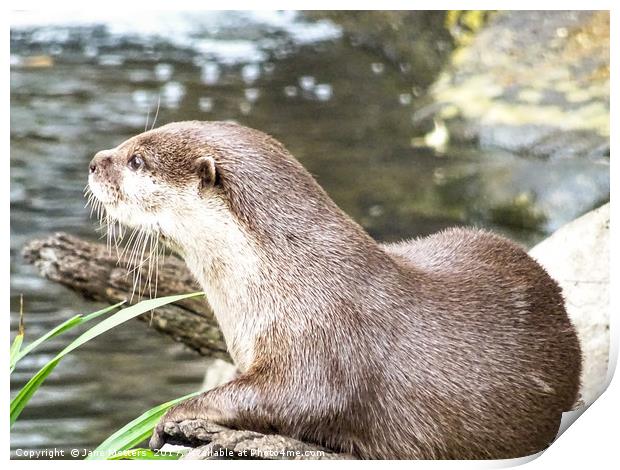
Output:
[[89, 151, 112, 174]]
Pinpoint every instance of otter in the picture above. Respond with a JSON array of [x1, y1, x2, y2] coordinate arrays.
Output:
[[87, 121, 581, 459]]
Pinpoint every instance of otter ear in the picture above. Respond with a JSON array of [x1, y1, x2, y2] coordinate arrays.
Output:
[[194, 156, 219, 189]]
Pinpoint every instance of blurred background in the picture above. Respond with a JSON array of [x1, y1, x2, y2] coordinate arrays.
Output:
[[10, 10, 609, 458]]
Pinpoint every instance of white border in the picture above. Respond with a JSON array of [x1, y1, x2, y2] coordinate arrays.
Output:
[[5, 3, 617, 467]]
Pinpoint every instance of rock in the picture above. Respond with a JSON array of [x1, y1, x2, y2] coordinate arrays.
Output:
[[408, 11, 610, 235], [200, 358, 237, 391], [421, 11, 610, 160], [529, 203, 609, 405]]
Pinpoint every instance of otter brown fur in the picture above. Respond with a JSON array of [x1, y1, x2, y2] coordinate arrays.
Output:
[[88, 121, 581, 459]]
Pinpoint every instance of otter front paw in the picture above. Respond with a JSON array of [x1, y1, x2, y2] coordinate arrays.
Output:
[[149, 396, 223, 450]]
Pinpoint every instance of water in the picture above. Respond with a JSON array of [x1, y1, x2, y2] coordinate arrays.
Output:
[[10, 11, 609, 458]]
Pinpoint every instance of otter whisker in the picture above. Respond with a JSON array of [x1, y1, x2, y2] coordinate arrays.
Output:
[[94, 212, 109, 239], [151, 236, 159, 298], [142, 232, 157, 299], [147, 234, 165, 324], [128, 236, 158, 276], [127, 228, 150, 298], [134, 229, 149, 268], [107, 217, 124, 257], [85, 192, 100, 218], [149, 238, 158, 324], [84, 183, 162, 303], [128, 233, 143, 301], [127, 229, 146, 273], [150, 231, 163, 298], [131, 229, 152, 301], [99, 202, 106, 226], [111, 220, 121, 257], [102, 213, 117, 255], [148, 232, 158, 297], [108, 218, 123, 257], [105, 216, 113, 255], [97, 204, 105, 224], [150, 94, 161, 131], [84, 187, 94, 209], [118, 227, 141, 263], [85, 195, 93, 213], [144, 107, 151, 133], [141, 230, 156, 298], [93, 199, 104, 226], [88, 196, 97, 217]]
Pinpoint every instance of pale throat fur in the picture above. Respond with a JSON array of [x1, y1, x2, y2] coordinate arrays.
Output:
[[173, 198, 268, 372], [92, 174, 271, 371], [99, 182, 300, 376]]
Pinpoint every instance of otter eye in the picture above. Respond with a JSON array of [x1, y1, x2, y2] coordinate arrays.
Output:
[[128, 154, 144, 171]]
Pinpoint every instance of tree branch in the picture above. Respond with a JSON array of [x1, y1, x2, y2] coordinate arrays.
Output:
[[163, 420, 351, 460]]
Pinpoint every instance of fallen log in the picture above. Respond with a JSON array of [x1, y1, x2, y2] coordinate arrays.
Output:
[[161, 420, 351, 460], [22, 232, 230, 360]]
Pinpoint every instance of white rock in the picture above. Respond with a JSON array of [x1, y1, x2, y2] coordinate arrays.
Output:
[[529, 203, 610, 405], [201, 358, 237, 391]]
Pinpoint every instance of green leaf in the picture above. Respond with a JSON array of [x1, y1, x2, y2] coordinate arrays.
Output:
[[9, 333, 24, 371], [10, 294, 26, 372], [10, 358, 61, 426], [108, 448, 184, 460], [10, 302, 125, 373], [86, 391, 201, 460], [10, 292, 204, 427]]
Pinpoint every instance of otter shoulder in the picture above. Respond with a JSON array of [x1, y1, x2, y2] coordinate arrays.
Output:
[[381, 227, 527, 274]]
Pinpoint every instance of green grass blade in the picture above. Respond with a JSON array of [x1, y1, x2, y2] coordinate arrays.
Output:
[[10, 295, 26, 372], [86, 391, 201, 460], [10, 302, 125, 373], [56, 292, 203, 358], [10, 358, 61, 425], [108, 448, 184, 460], [81, 302, 127, 322], [9, 333, 24, 371], [10, 292, 203, 427]]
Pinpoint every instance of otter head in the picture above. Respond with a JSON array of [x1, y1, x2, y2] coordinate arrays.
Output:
[[87, 122, 228, 248], [87, 120, 338, 267]]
